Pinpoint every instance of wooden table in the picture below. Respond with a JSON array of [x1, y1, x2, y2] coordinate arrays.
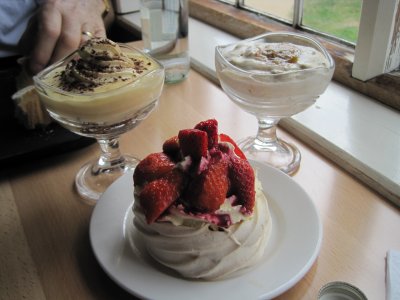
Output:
[[1, 69, 399, 300]]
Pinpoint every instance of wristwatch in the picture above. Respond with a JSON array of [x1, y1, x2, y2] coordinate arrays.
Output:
[[101, 0, 110, 18]]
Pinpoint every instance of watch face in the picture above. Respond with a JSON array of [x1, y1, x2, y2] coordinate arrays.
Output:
[[102, 0, 110, 18]]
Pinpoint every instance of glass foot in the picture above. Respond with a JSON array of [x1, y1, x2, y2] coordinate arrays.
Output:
[[75, 155, 139, 203], [238, 136, 301, 175]]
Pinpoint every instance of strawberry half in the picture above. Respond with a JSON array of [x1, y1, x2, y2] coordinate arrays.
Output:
[[228, 156, 255, 213], [185, 152, 229, 212], [178, 129, 208, 160], [162, 135, 181, 160], [219, 133, 247, 160], [139, 169, 184, 224], [133, 152, 175, 186], [194, 119, 218, 149]]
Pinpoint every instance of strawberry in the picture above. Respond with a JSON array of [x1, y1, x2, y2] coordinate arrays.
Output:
[[228, 156, 255, 213], [136, 120, 257, 225], [139, 169, 184, 224], [162, 135, 181, 160], [178, 129, 208, 160], [133, 152, 175, 186], [194, 119, 218, 149], [185, 152, 229, 212], [219, 133, 247, 160]]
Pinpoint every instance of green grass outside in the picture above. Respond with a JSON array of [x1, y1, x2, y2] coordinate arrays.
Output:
[[302, 0, 363, 43]]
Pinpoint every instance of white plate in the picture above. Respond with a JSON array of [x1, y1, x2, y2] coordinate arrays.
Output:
[[90, 161, 322, 300]]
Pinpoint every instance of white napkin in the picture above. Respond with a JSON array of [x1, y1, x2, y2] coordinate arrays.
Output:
[[386, 250, 400, 300]]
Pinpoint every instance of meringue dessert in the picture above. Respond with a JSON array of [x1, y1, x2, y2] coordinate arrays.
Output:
[[133, 119, 272, 280], [12, 85, 52, 129], [34, 38, 164, 124], [11, 57, 51, 129]]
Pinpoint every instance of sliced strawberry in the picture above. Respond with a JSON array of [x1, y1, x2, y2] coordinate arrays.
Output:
[[219, 133, 247, 160], [185, 152, 229, 213], [194, 119, 218, 149], [139, 169, 184, 224], [162, 135, 181, 160], [228, 156, 255, 213], [178, 129, 208, 160], [133, 152, 175, 186]]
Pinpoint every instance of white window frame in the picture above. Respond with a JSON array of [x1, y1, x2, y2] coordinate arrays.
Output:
[[353, 0, 400, 80], [219, 0, 400, 81]]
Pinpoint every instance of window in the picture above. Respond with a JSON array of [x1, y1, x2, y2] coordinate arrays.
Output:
[[353, 0, 400, 81], [218, 0, 236, 4], [231, 0, 362, 45], [302, 0, 362, 44], [214, 0, 399, 81], [242, 1, 294, 23]]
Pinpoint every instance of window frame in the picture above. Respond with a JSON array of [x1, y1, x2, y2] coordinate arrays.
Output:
[[353, 0, 400, 81], [189, 0, 400, 111]]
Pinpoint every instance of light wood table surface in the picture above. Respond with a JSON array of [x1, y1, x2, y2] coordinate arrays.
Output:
[[1, 69, 399, 300]]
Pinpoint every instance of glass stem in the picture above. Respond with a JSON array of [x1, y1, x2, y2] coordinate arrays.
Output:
[[256, 117, 280, 145], [94, 137, 125, 173]]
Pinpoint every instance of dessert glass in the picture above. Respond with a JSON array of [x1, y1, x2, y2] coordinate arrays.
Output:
[[215, 32, 334, 175], [34, 45, 164, 202]]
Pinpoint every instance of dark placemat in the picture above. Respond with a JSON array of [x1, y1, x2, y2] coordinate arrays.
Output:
[[0, 64, 95, 169], [0, 121, 95, 169]]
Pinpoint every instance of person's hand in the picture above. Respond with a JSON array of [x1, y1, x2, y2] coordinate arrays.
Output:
[[19, 0, 107, 74]]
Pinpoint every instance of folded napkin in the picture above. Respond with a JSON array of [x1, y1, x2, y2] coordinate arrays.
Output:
[[387, 250, 400, 300]]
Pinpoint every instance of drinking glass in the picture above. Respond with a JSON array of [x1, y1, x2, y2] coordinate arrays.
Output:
[[215, 32, 334, 175], [34, 44, 164, 202]]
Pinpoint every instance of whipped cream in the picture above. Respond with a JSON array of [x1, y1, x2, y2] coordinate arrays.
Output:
[[35, 38, 164, 123], [58, 38, 154, 93], [223, 42, 329, 74], [216, 37, 334, 117], [133, 177, 272, 280]]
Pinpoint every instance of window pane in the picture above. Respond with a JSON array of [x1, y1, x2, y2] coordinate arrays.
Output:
[[302, 0, 363, 44], [218, 0, 236, 5], [243, 0, 294, 22]]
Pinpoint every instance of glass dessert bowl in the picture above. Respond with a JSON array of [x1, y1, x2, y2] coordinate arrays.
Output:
[[215, 32, 334, 175], [34, 38, 164, 202]]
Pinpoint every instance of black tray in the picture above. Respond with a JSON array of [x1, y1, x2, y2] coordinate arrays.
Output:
[[0, 121, 95, 169], [0, 86, 94, 168]]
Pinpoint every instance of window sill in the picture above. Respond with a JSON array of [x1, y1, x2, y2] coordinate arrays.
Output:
[[116, 9, 400, 207]]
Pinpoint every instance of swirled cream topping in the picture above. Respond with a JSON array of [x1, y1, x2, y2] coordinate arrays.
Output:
[[223, 42, 329, 74], [45, 38, 157, 93], [133, 177, 272, 280], [35, 37, 164, 123]]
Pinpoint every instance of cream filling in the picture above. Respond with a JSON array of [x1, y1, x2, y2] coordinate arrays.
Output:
[[133, 178, 272, 280], [46, 38, 157, 93]]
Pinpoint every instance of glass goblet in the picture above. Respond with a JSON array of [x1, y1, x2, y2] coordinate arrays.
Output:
[[34, 44, 164, 202], [215, 32, 334, 175]]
